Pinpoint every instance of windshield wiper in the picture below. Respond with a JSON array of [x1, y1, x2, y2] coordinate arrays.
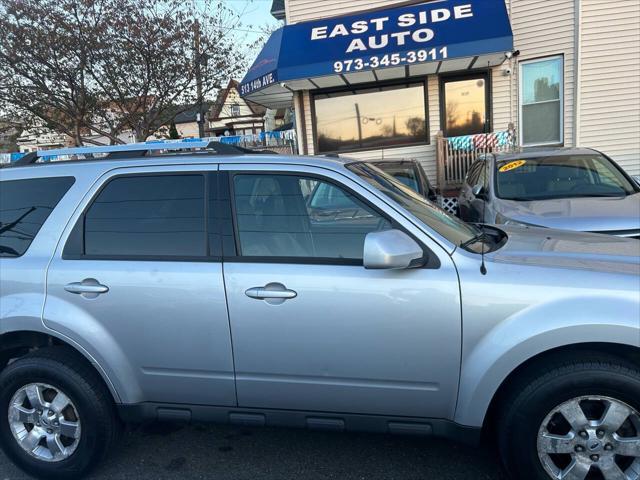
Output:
[[460, 231, 492, 249]]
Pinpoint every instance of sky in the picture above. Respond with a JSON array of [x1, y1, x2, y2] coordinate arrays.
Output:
[[224, 0, 282, 74]]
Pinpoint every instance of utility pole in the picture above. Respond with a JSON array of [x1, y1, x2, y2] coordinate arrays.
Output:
[[354, 103, 363, 148], [194, 20, 205, 138]]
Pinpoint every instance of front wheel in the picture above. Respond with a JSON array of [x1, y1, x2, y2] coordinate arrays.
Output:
[[0, 348, 121, 479], [498, 355, 640, 480]]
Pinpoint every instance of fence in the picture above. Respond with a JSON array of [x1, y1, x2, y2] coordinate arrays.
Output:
[[212, 129, 297, 155], [435, 128, 516, 193]]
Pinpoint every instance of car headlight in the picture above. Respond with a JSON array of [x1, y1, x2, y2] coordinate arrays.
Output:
[[495, 213, 542, 228]]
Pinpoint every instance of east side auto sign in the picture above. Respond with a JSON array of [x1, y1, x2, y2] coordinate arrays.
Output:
[[240, 0, 513, 96]]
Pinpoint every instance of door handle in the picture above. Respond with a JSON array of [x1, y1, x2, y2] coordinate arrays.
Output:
[[245, 283, 297, 304], [64, 278, 109, 298], [245, 288, 297, 300]]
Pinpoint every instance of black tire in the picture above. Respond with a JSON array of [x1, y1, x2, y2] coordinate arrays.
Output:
[[497, 352, 640, 480], [0, 347, 122, 479]]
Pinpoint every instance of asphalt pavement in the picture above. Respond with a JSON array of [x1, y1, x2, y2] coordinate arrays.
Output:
[[1, 422, 506, 480]]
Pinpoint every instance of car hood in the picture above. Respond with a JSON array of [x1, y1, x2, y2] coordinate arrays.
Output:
[[490, 225, 640, 275], [496, 193, 640, 233]]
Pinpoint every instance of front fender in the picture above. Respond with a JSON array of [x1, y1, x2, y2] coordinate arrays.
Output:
[[455, 295, 640, 427]]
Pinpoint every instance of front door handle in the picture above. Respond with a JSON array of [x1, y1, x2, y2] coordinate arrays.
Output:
[[245, 283, 297, 304], [64, 278, 109, 299]]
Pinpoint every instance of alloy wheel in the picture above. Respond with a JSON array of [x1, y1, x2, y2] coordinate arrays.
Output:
[[537, 395, 640, 479], [8, 383, 81, 462]]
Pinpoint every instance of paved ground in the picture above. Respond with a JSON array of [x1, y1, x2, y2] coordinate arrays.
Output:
[[1, 422, 506, 479]]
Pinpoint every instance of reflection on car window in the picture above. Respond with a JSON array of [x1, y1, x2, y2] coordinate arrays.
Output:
[[0, 177, 75, 257], [373, 163, 420, 192], [233, 174, 391, 260], [348, 163, 480, 246], [84, 175, 206, 257], [495, 154, 637, 200]]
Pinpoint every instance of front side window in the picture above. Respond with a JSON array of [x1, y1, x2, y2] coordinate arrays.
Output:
[[314, 83, 427, 153], [441, 74, 489, 137], [232, 174, 391, 260], [83, 175, 206, 257], [520, 56, 563, 146], [0, 176, 75, 257], [495, 154, 637, 201]]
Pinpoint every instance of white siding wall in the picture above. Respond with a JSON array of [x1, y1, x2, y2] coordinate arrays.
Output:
[[287, 0, 411, 24], [578, 0, 640, 175], [286, 0, 640, 176], [510, 0, 576, 147]]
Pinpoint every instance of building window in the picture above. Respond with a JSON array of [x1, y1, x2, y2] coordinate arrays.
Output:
[[519, 56, 563, 146], [313, 82, 428, 154], [230, 104, 240, 117], [440, 73, 490, 137]]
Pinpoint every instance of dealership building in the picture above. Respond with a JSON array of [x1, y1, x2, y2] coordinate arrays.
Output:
[[241, 0, 640, 197]]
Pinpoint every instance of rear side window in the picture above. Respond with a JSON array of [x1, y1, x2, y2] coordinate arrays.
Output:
[[82, 175, 206, 258], [0, 177, 75, 257]]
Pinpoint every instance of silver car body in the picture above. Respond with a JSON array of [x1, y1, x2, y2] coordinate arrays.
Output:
[[458, 148, 640, 238], [1, 154, 639, 437]]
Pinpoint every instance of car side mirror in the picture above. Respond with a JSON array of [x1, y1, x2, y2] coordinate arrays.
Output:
[[363, 229, 424, 270], [472, 184, 488, 200]]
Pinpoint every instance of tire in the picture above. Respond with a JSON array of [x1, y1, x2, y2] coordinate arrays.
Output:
[[497, 353, 640, 480], [0, 347, 122, 479]]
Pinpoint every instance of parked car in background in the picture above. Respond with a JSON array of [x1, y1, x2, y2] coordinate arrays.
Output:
[[458, 148, 640, 238], [1, 141, 639, 480], [369, 159, 437, 202]]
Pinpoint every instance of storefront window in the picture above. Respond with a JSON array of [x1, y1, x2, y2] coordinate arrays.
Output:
[[441, 74, 489, 137], [313, 83, 427, 153], [520, 56, 563, 146]]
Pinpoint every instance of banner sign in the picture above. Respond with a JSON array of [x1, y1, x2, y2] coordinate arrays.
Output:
[[240, 0, 513, 97]]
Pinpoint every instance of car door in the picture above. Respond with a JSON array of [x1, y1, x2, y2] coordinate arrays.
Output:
[[221, 164, 461, 419], [44, 165, 236, 406]]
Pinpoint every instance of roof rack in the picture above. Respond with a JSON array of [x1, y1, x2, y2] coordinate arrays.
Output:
[[7, 138, 269, 168]]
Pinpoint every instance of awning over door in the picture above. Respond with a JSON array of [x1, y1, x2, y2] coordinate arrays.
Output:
[[240, 0, 513, 109]]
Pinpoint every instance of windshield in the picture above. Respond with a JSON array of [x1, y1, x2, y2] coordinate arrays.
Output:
[[495, 154, 637, 201], [347, 162, 480, 247]]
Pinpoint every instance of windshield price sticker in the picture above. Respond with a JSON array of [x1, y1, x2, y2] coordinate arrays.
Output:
[[499, 160, 527, 173], [333, 47, 448, 73]]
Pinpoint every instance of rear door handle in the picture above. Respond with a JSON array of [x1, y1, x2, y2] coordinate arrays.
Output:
[[64, 279, 109, 298]]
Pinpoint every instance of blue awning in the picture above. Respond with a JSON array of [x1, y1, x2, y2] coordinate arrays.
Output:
[[240, 0, 513, 108]]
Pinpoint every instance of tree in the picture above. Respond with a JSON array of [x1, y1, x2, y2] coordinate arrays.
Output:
[[168, 122, 180, 139], [87, 0, 244, 142], [0, 0, 104, 145], [0, 0, 246, 144]]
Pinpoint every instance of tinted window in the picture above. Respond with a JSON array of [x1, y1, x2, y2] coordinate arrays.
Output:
[[0, 176, 74, 257], [314, 83, 427, 153], [84, 175, 205, 257], [232, 174, 391, 260], [466, 161, 483, 186], [495, 154, 636, 200]]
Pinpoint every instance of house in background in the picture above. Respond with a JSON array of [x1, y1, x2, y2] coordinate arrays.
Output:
[[207, 79, 266, 137]]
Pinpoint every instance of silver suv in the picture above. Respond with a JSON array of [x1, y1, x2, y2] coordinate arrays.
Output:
[[1, 142, 639, 480]]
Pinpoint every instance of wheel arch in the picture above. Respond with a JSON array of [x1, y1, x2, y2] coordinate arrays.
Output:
[[479, 342, 640, 434], [0, 330, 122, 404]]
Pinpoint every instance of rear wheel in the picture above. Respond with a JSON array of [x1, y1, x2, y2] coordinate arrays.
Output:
[[498, 355, 640, 480], [0, 348, 121, 479]]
